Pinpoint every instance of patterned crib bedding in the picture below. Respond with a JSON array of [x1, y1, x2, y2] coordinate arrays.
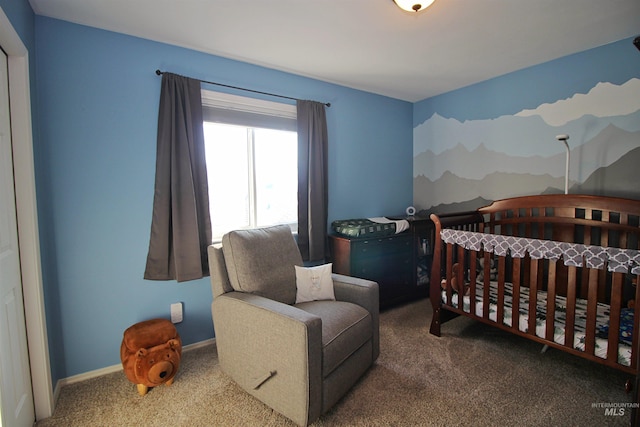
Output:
[[442, 282, 633, 366], [331, 217, 409, 238]]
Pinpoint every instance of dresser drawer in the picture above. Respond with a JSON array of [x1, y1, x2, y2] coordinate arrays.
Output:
[[351, 235, 412, 257], [354, 253, 413, 286]]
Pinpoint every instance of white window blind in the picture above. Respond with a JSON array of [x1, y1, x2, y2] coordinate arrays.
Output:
[[201, 90, 297, 131]]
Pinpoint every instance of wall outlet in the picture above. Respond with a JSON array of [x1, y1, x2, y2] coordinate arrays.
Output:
[[170, 302, 183, 324]]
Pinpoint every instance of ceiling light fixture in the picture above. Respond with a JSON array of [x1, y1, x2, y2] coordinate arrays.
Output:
[[393, 0, 435, 13]]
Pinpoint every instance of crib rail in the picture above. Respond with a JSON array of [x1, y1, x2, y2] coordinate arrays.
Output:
[[479, 195, 640, 304], [430, 195, 640, 375], [433, 227, 640, 374], [477, 194, 640, 251]]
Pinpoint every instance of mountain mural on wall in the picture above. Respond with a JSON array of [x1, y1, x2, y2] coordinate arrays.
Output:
[[570, 146, 640, 200], [413, 78, 640, 213]]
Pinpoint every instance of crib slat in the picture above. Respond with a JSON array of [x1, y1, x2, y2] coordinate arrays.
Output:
[[469, 250, 478, 315], [457, 244, 465, 312], [538, 206, 546, 239], [536, 254, 545, 291], [554, 207, 575, 243], [446, 243, 453, 306], [601, 211, 610, 248], [580, 227, 590, 300], [607, 273, 623, 363], [546, 260, 557, 341], [620, 213, 628, 249], [528, 259, 539, 336], [483, 252, 491, 320], [497, 256, 505, 325], [564, 266, 577, 349], [523, 253, 531, 288], [512, 258, 521, 331], [584, 268, 599, 355], [595, 210, 608, 303], [524, 208, 531, 238]]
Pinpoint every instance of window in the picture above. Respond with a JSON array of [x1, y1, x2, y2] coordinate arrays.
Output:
[[202, 90, 298, 241]]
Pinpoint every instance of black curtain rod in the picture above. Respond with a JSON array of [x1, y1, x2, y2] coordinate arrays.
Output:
[[155, 70, 330, 107]]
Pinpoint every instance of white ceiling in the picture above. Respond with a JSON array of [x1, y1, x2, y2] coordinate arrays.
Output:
[[29, 0, 640, 102]]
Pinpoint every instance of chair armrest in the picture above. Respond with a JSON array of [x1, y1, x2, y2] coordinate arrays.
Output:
[[331, 273, 380, 361], [332, 273, 378, 309], [211, 292, 322, 426]]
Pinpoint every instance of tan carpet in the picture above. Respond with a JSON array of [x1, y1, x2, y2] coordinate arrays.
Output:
[[37, 298, 633, 426]]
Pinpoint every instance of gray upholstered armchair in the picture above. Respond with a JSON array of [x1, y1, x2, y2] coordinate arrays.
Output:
[[208, 225, 379, 426]]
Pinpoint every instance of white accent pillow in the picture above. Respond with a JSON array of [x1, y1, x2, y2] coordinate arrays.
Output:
[[295, 263, 335, 303]]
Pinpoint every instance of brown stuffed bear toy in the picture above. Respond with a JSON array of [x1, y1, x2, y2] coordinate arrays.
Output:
[[440, 262, 470, 295], [120, 318, 182, 396]]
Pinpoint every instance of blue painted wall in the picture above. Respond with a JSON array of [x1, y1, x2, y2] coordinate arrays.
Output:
[[0, 0, 34, 49], [33, 17, 412, 382], [413, 37, 640, 213]]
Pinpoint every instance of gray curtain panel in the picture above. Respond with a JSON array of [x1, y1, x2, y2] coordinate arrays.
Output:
[[144, 73, 212, 282], [297, 100, 329, 261]]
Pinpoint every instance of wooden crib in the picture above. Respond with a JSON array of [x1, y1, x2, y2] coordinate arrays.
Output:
[[429, 194, 640, 424]]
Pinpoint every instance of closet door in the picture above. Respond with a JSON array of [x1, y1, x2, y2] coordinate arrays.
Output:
[[0, 46, 35, 427]]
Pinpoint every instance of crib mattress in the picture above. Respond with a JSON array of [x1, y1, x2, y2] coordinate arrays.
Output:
[[442, 282, 633, 366]]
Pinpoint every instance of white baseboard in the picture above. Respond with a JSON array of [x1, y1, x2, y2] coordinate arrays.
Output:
[[52, 338, 216, 407]]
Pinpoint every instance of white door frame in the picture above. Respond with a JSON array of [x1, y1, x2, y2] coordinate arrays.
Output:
[[0, 7, 54, 420]]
